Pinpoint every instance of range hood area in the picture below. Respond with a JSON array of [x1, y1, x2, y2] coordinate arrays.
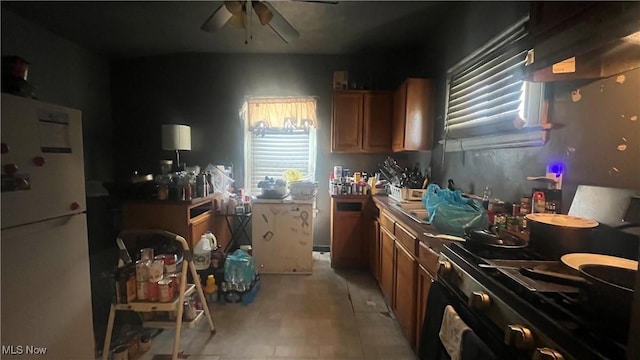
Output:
[[524, 1, 640, 82]]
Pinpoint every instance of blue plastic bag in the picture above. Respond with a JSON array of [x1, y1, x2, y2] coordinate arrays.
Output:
[[224, 249, 256, 285], [422, 184, 489, 237]]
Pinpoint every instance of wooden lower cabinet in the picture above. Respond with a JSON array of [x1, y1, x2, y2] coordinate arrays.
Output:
[[394, 241, 418, 346], [416, 264, 434, 350], [369, 219, 381, 282], [380, 226, 395, 306], [330, 197, 367, 269]]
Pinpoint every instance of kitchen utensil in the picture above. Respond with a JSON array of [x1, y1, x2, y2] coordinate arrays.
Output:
[[464, 228, 528, 249], [479, 264, 589, 286], [423, 232, 465, 242], [525, 213, 600, 259], [560, 253, 638, 271]]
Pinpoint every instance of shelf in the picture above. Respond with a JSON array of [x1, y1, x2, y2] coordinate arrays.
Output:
[[113, 284, 195, 312], [143, 310, 205, 329]]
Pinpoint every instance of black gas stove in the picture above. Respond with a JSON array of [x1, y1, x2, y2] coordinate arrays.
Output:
[[437, 242, 628, 360]]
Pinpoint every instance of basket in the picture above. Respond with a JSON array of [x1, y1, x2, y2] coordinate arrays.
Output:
[[288, 181, 318, 200], [389, 185, 426, 202]]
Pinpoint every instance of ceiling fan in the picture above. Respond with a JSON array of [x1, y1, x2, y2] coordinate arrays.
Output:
[[201, 1, 336, 44]]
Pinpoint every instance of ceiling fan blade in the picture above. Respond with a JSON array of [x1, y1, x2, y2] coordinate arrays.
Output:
[[262, 1, 299, 43], [252, 1, 273, 26], [200, 1, 244, 32]]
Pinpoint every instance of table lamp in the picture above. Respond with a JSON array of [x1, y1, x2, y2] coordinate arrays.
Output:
[[162, 124, 191, 170]]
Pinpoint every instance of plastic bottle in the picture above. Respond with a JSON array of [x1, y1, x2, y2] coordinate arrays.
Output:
[[193, 235, 212, 270], [204, 274, 219, 303], [482, 187, 492, 210]]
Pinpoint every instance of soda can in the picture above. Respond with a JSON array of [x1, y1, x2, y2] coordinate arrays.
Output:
[[147, 280, 159, 302]]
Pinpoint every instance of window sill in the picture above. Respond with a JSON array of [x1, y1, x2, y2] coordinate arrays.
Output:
[[439, 129, 548, 152]]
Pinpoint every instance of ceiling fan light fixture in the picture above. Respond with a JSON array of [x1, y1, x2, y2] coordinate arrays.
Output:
[[252, 2, 274, 26]]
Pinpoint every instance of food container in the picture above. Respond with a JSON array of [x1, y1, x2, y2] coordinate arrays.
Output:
[[147, 281, 159, 302], [139, 248, 154, 261], [136, 281, 148, 300], [147, 260, 164, 282], [158, 279, 174, 302]]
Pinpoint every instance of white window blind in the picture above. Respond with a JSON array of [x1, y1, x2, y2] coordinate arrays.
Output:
[[442, 16, 547, 152], [245, 128, 317, 196]]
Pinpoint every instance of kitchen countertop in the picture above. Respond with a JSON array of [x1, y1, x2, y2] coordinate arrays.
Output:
[[252, 195, 315, 205], [372, 195, 455, 253]]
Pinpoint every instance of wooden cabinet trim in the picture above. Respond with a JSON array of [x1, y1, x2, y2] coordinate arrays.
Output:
[[380, 210, 396, 234], [395, 222, 417, 256], [418, 241, 440, 275]]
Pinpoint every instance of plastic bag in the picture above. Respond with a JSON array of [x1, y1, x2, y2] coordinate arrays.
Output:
[[422, 184, 489, 236], [224, 249, 256, 285]]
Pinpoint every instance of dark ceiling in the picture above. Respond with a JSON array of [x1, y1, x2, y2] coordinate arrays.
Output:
[[1, 1, 455, 59]]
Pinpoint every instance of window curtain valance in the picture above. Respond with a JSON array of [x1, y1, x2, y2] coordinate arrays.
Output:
[[242, 97, 318, 131]]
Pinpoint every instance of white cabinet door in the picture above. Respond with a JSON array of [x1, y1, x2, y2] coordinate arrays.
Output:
[[251, 203, 313, 273]]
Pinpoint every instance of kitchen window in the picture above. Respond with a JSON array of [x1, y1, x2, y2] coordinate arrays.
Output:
[[442, 15, 548, 152], [242, 97, 317, 195]]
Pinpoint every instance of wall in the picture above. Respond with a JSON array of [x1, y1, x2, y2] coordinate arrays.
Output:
[[416, 2, 640, 211], [110, 52, 420, 246], [1, 9, 114, 183]]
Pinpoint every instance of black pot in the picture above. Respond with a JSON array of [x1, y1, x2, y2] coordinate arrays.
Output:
[[525, 213, 599, 260], [578, 264, 636, 341]]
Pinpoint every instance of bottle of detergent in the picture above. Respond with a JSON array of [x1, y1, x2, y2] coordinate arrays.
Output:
[[193, 235, 212, 270], [204, 274, 219, 303]]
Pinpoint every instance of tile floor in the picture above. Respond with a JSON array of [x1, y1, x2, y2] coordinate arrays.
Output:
[[136, 252, 417, 360]]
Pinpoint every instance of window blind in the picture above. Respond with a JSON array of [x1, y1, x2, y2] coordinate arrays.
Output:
[[444, 16, 535, 140], [246, 129, 316, 195]]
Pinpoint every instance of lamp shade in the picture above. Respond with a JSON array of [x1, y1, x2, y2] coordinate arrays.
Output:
[[162, 124, 191, 151]]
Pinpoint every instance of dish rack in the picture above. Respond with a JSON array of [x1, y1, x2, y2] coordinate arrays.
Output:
[[288, 181, 318, 200], [389, 185, 426, 202]]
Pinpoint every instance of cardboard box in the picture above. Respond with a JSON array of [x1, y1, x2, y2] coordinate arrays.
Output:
[[333, 71, 348, 90]]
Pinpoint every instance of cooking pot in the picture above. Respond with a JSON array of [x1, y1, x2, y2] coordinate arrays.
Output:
[[523, 255, 637, 342], [578, 264, 635, 335], [525, 213, 599, 260]]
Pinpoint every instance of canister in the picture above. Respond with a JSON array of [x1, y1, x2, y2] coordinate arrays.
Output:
[[158, 279, 174, 302], [147, 281, 159, 302], [147, 260, 164, 282], [140, 248, 154, 261], [135, 260, 150, 282], [136, 281, 148, 300], [333, 166, 342, 180]]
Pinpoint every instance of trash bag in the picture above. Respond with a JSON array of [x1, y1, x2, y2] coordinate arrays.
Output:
[[422, 184, 489, 237], [224, 249, 256, 285]]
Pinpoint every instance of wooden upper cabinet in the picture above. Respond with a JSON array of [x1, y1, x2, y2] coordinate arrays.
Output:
[[392, 78, 434, 152], [363, 92, 393, 152], [332, 91, 363, 152], [332, 90, 392, 153]]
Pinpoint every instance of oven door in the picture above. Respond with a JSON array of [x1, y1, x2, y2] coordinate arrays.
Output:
[[419, 278, 525, 360]]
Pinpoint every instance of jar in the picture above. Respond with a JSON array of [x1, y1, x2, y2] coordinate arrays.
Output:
[[157, 184, 169, 200], [138, 333, 151, 353]]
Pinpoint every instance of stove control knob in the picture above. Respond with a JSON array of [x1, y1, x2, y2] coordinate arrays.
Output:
[[504, 324, 534, 350], [533, 348, 564, 360], [437, 259, 452, 275], [468, 291, 491, 310]]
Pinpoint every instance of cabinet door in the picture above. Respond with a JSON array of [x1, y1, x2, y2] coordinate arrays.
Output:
[[332, 91, 363, 152], [380, 226, 395, 306], [363, 91, 393, 152], [404, 78, 434, 151], [392, 78, 434, 151], [331, 200, 365, 269], [416, 264, 434, 351], [392, 82, 407, 151], [369, 219, 381, 282], [394, 241, 418, 346]]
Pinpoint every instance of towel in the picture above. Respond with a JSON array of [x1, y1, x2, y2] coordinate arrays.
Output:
[[439, 305, 471, 360], [418, 281, 451, 359]]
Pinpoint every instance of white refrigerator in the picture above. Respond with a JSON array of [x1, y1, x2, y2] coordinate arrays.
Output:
[[1, 93, 95, 359], [251, 197, 314, 274]]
